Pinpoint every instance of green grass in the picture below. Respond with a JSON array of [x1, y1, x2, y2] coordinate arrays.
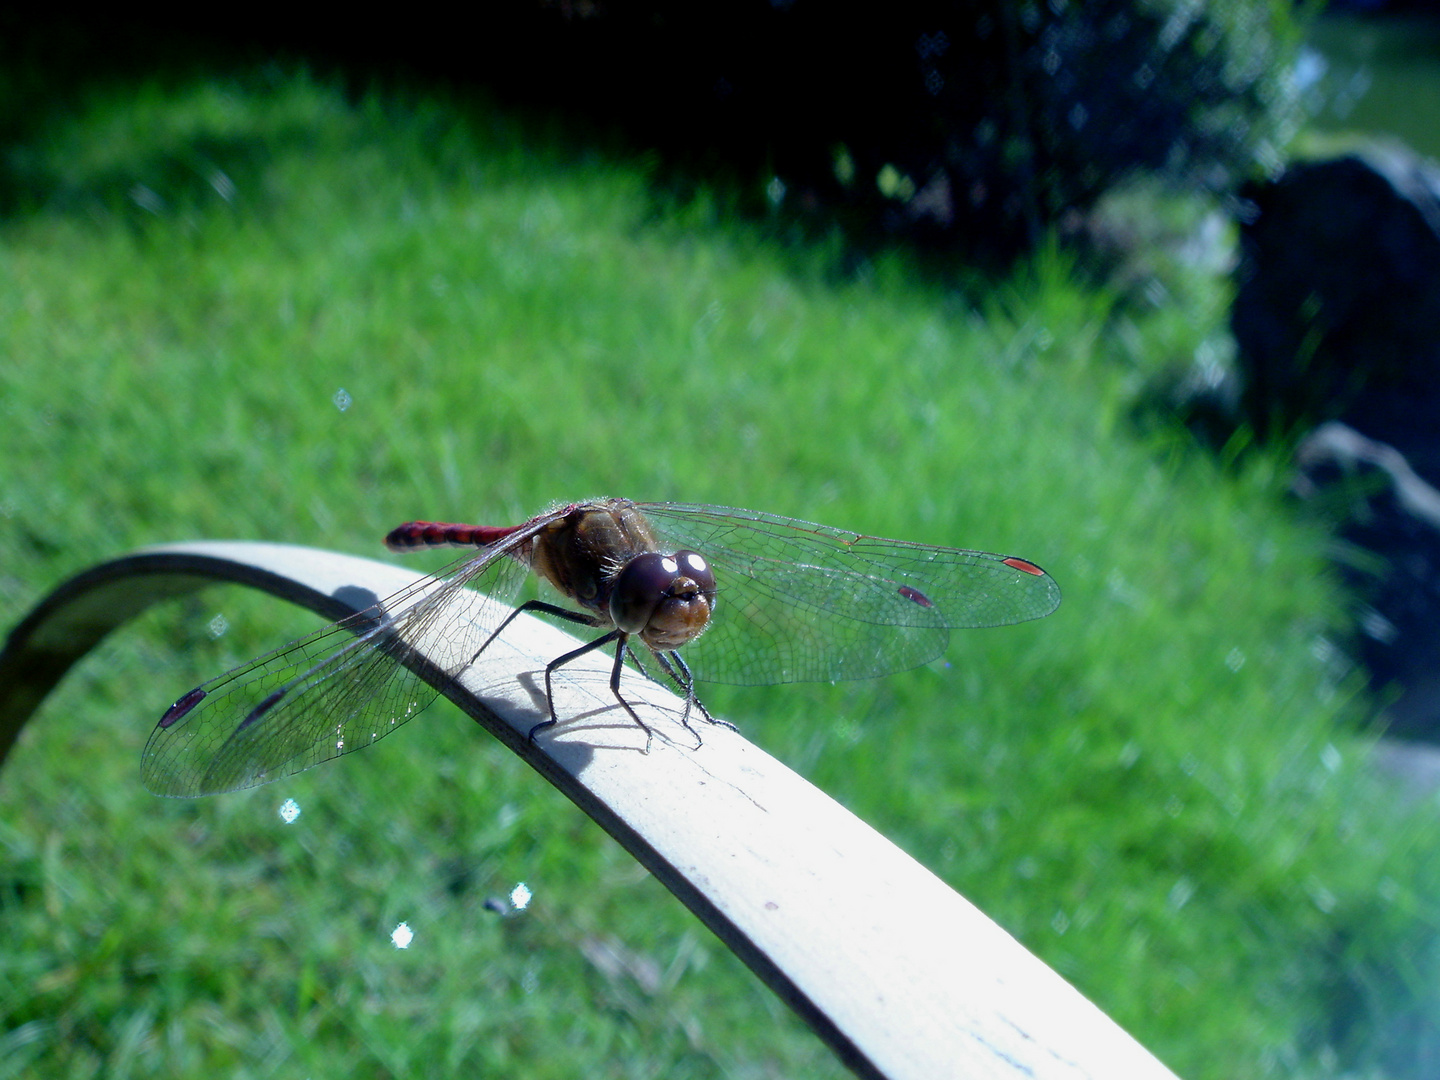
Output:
[[3, 67, 1439, 1079]]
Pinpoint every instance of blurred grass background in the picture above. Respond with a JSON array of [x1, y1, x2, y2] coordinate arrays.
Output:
[[2, 54, 1439, 1080]]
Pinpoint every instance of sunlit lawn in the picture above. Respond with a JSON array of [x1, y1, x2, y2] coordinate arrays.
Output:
[[3, 67, 1438, 1079]]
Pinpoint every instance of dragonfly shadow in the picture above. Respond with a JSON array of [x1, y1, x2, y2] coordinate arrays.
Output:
[[454, 667, 615, 761], [504, 670, 553, 724], [332, 585, 385, 629], [507, 668, 688, 754]]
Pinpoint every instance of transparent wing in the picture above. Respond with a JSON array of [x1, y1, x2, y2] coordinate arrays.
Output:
[[141, 544, 535, 797], [640, 503, 1061, 686]]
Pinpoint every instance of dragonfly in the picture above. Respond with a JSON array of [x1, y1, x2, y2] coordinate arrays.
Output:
[[143, 498, 1061, 797]]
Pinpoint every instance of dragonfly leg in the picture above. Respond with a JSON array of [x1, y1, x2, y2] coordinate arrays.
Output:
[[473, 599, 602, 666], [607, 637, 656, 752], [528, 629, 658, 751], [652, 649, 737, 749]]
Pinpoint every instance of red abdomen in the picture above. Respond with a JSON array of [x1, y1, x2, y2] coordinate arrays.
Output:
[[385, 521, 525, 551]]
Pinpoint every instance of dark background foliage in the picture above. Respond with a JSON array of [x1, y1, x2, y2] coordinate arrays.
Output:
[[2, 1, 1303, 266]]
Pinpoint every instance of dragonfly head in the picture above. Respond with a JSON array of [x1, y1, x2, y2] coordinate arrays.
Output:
[[610, 550, 716, 648]]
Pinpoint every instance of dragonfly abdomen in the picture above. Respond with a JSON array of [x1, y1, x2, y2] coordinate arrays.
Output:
[[385, 521, 525, 551]]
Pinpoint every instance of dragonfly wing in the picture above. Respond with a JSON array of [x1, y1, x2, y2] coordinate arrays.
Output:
[[142, 625, 436, 796], [143, 548, 534, 796], [640, 503, 1061, 686]]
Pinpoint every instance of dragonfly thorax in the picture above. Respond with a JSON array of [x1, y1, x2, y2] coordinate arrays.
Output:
[[525, 501, 717, 649]]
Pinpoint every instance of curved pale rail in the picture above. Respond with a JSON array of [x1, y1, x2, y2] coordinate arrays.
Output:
[[0, 542, 1177, 1080]]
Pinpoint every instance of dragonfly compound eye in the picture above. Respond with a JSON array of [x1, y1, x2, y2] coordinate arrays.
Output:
[[609, 550, 717, 647], [648, 551, 717, 650], [610, 552, 676, 634]]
